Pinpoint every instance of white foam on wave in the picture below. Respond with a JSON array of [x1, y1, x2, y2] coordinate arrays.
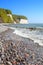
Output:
[[13, 28, 43, 46], [13, 29, 29, 38]]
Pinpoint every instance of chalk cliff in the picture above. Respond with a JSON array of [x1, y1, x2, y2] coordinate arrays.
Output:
[[0, 8, 28, 24]]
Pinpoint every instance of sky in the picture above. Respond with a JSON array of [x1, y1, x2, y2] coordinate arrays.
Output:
[[0, 0, 43, 23]]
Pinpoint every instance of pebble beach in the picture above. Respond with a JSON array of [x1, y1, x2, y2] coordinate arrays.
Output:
[[0, 25, 43, 65]]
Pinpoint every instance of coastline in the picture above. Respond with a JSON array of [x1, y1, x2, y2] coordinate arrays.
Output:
[[0, 25, 43, 65], [0, 24, 43, 47], [9, 26, 43, 46]]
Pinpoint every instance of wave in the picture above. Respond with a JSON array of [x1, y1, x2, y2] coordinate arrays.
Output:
[[13, 28, 43, 46]]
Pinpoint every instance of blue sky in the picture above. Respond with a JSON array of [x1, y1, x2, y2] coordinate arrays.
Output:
[[0, 0, 43, 23]]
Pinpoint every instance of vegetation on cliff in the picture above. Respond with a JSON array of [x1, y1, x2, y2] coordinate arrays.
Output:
[[0, 8, 13, 23], [12, 14, 27, 23], [0, 8, 27, 23]]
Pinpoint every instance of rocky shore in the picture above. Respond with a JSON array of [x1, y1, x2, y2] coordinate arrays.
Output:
[[0, 26, 43, 65]]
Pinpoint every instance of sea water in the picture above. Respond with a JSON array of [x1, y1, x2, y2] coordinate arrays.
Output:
[[5, 23, 43, 46]]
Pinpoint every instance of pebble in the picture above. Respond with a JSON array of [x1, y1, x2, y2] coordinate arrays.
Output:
[[24, 53, 29, 57], [6, 61, 12, 65]]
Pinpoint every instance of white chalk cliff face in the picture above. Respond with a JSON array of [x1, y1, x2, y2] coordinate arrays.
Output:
[[7, 14, 13, 21], [7, 14, 16, 23], [20, 19, 28, 24], [7, 14, 28, 24]]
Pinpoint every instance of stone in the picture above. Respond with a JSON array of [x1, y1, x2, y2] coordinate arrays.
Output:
[[12, 60, 17, 64], [1, 64, 4, 65], [24, 53, 29, 57], [6, 61, 12, 65]]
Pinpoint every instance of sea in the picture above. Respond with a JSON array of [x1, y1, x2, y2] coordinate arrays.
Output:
[[4, 23, 43, 46]]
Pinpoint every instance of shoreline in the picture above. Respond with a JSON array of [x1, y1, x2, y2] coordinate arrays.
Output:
[[0, 25, 43, 65], [9, 26, 43, 46], [0, 24, 43, 46]]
